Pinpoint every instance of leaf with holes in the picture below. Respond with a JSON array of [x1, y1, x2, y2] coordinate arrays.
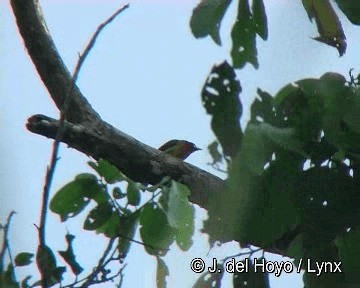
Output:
[[231, 0, 258, 68], [50, 173, 105, 222], [201, 61, 242, 158]]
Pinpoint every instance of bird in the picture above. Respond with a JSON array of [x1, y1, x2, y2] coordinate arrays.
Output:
[[158, 139, 201, 160]]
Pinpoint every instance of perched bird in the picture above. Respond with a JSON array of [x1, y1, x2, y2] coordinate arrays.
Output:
[[158, 139, 201, 160]]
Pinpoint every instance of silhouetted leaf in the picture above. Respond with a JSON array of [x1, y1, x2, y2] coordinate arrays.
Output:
[[58, 234, 83, 276], [231, 0, 258, 68], [334, 0, 360, 25], [252, 0, 268, 40], [336, 229, 360, 284], [301, 0, 346, 56], [190, 0, 232, 45], [83, 202, 113, 231], [14, 252, 34, 267], [202, 61, 242, 158], [36, 245, 65, 286], [208, 140, 223, 165]]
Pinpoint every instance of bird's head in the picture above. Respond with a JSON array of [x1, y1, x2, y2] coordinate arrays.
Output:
[[158, 139, 201, 160]]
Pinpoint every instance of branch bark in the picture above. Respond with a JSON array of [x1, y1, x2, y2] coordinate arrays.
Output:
[[10, 0, 225, 210]]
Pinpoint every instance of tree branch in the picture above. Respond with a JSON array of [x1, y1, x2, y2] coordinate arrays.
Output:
[[26, 115, 224, 209], [10, 0, 98, 124], [10, 0, 225, 211]]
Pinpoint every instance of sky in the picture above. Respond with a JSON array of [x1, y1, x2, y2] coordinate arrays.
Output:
[[1, 1, 359, 287]]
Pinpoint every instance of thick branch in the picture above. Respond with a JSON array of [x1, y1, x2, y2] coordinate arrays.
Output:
[[27, 115, 225, 209], [10, 0, 98, 124]]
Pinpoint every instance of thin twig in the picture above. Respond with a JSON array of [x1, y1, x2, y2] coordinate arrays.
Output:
[[0, 212, 17, 279], [37, 4, 129, 287], [79, 238, 116, 288], [38, 2, 130, 247]]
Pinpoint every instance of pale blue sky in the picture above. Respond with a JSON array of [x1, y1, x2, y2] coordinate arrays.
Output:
[[1, 1, 359, 287]]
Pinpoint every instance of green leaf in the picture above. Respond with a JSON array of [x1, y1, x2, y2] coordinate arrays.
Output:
[[83, 202, 113, 231], [58, 234, 83, 276], [88, 159, 123, 184], [258, 123, 306, 157], [14, 252, 34, 267], [118, 211, 140, 259], [201, 61, 242, 158], [140, 204, 175, 256], [231, 0, 258, 68], [163, 181, 195, 251], [127, 181, 141, 206], [336, 229, 360, 284], [36, 245, 65, 286], [334, 0, 360, 25], [207, 140, 223, 165], [190, 0, 232, 45], [252, 0, 268, 40], [96, 212, 121, 238], [156, 256, 169, 288], [112, 187, 126, 199], [301, 0, 346, 56], [0, 264, 19, 288], [50, 173, 105, 221], [250, 89, 275, 124], [233, 259, 270, 288]]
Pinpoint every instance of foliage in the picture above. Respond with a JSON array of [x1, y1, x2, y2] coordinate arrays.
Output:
[[203, 70, 360, 287], [1, 160, 195, 287], [191, 0, 360, 67], [4, 1, 360, 288]]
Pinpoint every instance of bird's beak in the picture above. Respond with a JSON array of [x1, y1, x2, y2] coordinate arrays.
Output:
[[194, 145, 201, 151]]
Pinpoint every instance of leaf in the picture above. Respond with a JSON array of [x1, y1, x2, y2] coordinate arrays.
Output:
[[231, 0, 258, 68], [140, 204, 175, 256], [163, 181, 195, 251], [334, 0, 360, 25], [14, 252, 34, 267], [190, 0, 232, 45], [301, 0, 346, 56], [88, 159, 123, 184], [233, 259, 270, 288], [112, 187, 126, 199], [201, 61, 242, 158], [96, 212, 121, 238], [156, 256, 169, 288], [258, 123, 307, 157], [127, 181, 141, 206], [36, 245, 65, 286], [208, 140, 223, 165], [252, 0, 268, 40], [50, 173, 105, 222], [0, 264, 19, 288], [336, 229, 360, 284], [250, 89, 275, 124], [118, 211, 140, 259], [58, 234, 83, 276], [83, 202, 113, 231]]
